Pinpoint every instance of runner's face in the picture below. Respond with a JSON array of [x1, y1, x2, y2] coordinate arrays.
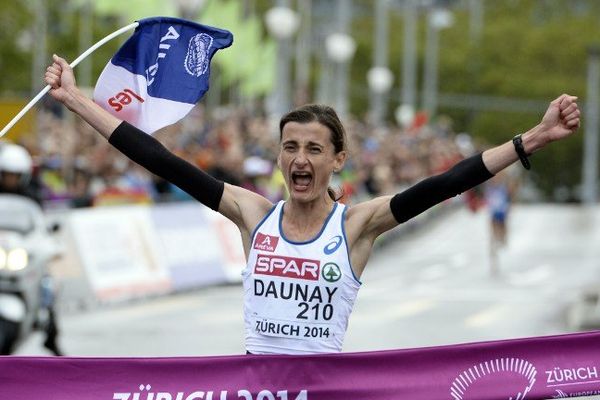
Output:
[[278, 121, 345, 202]]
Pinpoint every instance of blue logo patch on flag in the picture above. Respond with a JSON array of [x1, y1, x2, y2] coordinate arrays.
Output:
[[93, 17, 233, 134]]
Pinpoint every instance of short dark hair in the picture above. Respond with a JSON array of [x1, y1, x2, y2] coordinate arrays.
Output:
[[279, 104, 346, 201]]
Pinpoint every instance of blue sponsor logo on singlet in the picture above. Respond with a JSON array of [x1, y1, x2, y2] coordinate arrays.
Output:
[[323, 235, 343, 255]]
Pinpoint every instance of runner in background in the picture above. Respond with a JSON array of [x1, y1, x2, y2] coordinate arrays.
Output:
[[44, 55, 580, 355], [485, 167, 519, 276]]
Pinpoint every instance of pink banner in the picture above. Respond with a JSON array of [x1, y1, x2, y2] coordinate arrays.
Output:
[[2, 331, 600, 399]]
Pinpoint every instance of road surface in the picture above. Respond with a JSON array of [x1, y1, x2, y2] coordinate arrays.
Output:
[[16, 204, 600, 357]]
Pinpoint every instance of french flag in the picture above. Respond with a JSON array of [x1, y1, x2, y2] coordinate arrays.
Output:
[[93, 17, 233, 134]]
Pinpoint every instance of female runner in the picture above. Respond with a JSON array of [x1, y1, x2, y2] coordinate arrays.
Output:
[[44, 55, 580, 355]]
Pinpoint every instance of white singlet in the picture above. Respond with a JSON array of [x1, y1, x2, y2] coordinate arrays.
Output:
[[243, 200, 361, 355]]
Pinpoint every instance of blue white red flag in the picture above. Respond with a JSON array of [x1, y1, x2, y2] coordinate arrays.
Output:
[[93, 17, 233, 134]]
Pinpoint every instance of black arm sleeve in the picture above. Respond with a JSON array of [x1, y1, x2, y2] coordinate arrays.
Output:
[[108, 121, 224, 211], [390, 152, 493, 224]]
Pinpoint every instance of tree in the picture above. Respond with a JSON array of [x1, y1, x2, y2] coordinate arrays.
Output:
[[346, 0, 600, 199], [438, 0, 600, 199]]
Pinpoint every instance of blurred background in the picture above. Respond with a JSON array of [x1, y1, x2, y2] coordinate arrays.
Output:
[[0, 0, 599, 357], [3, 0, 600, 205]]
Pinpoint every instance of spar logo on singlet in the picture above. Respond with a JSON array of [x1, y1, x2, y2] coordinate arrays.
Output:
[[255, 254, 320, 281], [253, 233, 279, 252]]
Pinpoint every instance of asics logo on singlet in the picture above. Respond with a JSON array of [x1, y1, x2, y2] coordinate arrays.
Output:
[[255, 254, 320, 281], [323, 235, 343, 255], [253, 233, 279, 252]]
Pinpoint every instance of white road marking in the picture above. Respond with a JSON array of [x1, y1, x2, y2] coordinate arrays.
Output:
[[465, 304, 512, 328]]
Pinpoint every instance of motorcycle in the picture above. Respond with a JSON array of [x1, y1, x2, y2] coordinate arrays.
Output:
[[0, 194, 61, 354]]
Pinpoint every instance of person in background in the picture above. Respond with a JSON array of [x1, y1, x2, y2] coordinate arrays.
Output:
[[485, 168, 519, 275], [0, 143, 63, 356], [0, 143, 41, 203]]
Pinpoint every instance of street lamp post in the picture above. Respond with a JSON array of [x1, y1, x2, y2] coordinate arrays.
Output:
[[401, 0, 418, 113], [368, 67, 394, 126], [582, 46, 600, 204], [31, 0, 47, 97], [368, 0, 393, 127], [395, 104, 415, 129], [265, 2, 300, 122], [325, 32, 356, 118], [295, 0, 312, 106], [325, 0, 355, 119], [30, 0, 47, 147], [422, 7, 453, 118], [78, 0, 94, 89]]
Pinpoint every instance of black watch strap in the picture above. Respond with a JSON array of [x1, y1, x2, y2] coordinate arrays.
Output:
[[512, 133, 531, 170]]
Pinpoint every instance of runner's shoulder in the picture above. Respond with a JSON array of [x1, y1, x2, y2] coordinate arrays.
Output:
[[222, 183, 273, 224], [345, 195, 394, 229]]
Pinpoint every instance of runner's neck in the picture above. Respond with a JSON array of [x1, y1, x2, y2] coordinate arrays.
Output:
[[281, 200, 336, 242]]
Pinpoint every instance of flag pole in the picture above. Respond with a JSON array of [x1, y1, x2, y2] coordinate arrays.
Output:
[[0, 21, 140, 139]]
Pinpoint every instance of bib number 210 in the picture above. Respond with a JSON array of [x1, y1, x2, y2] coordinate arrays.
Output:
[[296, 302, 333, 321]]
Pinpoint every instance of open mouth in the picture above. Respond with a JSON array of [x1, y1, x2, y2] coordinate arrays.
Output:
[[291, 171, 313, 190]]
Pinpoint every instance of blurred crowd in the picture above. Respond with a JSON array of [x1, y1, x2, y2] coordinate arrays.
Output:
[[3, 104, 471, 210]]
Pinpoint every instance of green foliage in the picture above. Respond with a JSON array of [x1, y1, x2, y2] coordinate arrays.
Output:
[[202, 0, 276, 96], [0, 2, 33, 95], [427, 0, 597, 198], [0, 0, 597, 199], [0, 1, 123, 95], [342, 0, 596, 199]]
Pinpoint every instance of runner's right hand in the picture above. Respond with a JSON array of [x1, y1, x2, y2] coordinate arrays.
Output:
[[44, 54, 77, 104]]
